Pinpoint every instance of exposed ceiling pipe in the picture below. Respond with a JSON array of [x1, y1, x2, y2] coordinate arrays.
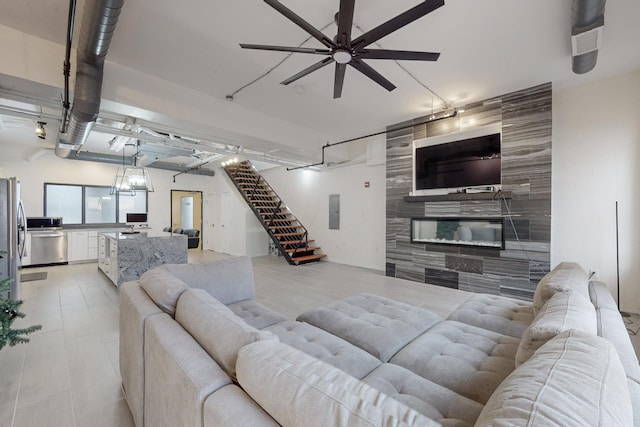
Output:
[[571, 0, 606, 74], [63, 150, 215, 176], [56, 0, 124, 158]]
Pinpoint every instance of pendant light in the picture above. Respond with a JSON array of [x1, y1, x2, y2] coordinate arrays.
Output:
[[110, 141, 154, 195]]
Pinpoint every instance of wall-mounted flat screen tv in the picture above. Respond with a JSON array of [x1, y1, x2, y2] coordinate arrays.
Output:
[[413, 124, 502, 195]]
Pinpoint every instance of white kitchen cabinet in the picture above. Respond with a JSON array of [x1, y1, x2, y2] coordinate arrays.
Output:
[[88, 231, 99, 259], [67, 231, 90, 262]]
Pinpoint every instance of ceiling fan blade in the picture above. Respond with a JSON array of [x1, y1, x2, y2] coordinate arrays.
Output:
[[333, 63, 347, 99], [351, 0, 445, 49], [349, 59, 396, 92], [336, 0, 356, 45], [281, 57, 334, 85], [358, 49, 440, 61], [264, 0, 336, 49], [240, 44, 331, 55]]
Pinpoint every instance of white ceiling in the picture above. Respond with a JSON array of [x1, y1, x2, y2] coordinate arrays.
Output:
[[0, 0, 639, 167]]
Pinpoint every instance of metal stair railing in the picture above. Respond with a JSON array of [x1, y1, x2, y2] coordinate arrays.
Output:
[[224, 161, 312, 265]]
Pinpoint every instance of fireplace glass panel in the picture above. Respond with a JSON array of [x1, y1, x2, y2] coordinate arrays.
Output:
[[411, 218, 504, 248]]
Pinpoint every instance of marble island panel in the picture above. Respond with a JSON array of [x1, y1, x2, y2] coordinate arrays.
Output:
[[98, 230, 188, 286]]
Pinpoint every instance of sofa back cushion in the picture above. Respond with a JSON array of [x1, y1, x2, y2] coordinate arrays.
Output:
[[175, 289, 277, 379], [532, 262, 589, 314], [476, 330, 633, 427], [139, 268, 189, 316], [516, 290, 596, 366], [162, 256, 255, 305], [589, 281, 640, 383], [237, 340, 440, 427]]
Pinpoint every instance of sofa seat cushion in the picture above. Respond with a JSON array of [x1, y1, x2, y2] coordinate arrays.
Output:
[[228, 300, 288, 330], [475, 330, 633, 427], [390, 320, 519, 404], [515, 290, 597, 367], [175, 289, 278, 379], [161, 256, 255, 305], [362, 363, 484, 427], [265, 320, 381, 379], [532, 261, 590, 314], [139, 268, 189, 316], [237, 340, 441, 427], [297, 292, 442, 362], [447, 294, 534, 338], [203, 384, 280, 427]]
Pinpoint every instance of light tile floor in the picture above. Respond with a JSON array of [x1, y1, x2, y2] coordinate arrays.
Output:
[[3, 251, 640, 427]]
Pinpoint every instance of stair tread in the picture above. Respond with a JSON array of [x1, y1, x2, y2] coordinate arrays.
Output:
[[286, 246, 320, 253], [274, 232, 306, 237], [292, 253, 327, 262], [280, 239, 315, 245]]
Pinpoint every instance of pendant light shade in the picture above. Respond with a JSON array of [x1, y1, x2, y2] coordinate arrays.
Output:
[[110, 142, 154, 195]]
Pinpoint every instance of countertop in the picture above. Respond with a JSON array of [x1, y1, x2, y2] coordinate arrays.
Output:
[[100, 230, 186, 240]]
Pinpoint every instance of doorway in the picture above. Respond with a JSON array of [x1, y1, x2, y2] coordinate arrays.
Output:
[[171, 190, 203, 250]]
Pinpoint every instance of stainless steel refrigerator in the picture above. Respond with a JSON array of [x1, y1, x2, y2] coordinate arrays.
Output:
[[0, 177, 27, 300]]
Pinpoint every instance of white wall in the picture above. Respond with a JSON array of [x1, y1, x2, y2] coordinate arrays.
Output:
[[261, 161, 386, 271], [206, 171, 269, 257], [0, 152, 218, 247], [552, 70, 640, 313]]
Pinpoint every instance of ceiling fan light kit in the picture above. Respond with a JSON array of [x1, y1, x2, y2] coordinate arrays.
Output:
[[241, 0, 444, 98]]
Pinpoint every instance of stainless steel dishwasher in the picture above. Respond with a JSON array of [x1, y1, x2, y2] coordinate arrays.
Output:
[[27, 217, 68, 265]]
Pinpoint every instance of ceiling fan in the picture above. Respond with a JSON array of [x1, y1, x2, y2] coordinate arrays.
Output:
[[240, 0, 444, 99]]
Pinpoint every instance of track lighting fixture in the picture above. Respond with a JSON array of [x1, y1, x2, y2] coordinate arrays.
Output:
[[35, 121, 46, 139]]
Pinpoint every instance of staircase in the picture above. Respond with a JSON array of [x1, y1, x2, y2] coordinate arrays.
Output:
[[223, 160, 326, 265]]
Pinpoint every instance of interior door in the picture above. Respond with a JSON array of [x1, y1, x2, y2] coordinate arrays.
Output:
[[221, 192, 232, 254], [170, 190, 203, 249]]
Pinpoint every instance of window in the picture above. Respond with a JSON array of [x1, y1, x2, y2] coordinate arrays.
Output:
[[118, 192, 147, 224], [85, 186, 116, 224], [44, 184, 82, 224], [44, 183, 147, 226]]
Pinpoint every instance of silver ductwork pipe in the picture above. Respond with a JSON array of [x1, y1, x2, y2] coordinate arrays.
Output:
[[571, 0, 606, 74], [56, 0, 124, 158], [64, 151, 215, 176]]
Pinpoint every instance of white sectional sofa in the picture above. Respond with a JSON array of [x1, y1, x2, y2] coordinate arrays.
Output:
[[119, 257, 640, 426]]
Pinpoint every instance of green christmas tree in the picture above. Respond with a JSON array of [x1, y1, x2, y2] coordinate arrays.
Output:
[[1, 252, 41, 350]]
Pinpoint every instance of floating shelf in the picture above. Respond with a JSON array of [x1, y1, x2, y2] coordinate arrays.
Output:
[[403, 191, 511, 203]]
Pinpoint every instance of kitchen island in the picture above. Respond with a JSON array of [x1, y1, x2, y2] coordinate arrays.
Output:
[[98, 230, 188, 287]]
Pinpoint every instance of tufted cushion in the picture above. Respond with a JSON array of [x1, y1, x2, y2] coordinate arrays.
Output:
[[139, 268, 189, 316], [297, 293, 442, 362], [237, 340, 440, 427], [362, 363, 484, 427], [515, 290, 597, 367], [447, 294, 534, 338], [265, 320, 381, 379], [161, 256, 256, 305], [175, 289, 278, 379], [228, 299, 288, 330], [475, 330, 633, 427], [390, 320, 519, 404], [532, 262, 589, 314]]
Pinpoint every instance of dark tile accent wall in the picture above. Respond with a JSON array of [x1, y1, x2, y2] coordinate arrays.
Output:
[[385, 83, 552, 300]]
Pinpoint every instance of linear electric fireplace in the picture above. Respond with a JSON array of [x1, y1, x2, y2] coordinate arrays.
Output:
[[411, 217, 504, 249]]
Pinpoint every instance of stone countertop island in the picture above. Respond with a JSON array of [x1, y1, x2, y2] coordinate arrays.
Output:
[[98, 230, 188, 287]]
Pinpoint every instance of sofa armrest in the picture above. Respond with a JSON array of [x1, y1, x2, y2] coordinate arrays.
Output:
[[119, 281, 163, 427], [144, 313, 232, 427], [203, 384, 280, 427]]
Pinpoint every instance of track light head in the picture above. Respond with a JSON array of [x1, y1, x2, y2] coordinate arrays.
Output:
[[35, 121, 46, 139]]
